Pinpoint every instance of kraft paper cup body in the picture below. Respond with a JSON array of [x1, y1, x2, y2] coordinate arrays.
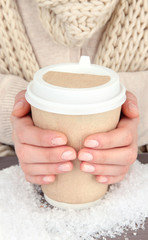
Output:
[[25, 56, 126, 209]]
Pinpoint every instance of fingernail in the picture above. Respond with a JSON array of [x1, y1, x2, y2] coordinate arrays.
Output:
[[82, 164, 95, 173], [58, 163, 72, 172], [78, 152, 93, 161], [128, 102, 138, 114], [43, 176, 54, 183], [13, 101, 24, 111], [97, 176, 108, 183], [61, 151, 76, 160], [84, 140, 99, 148], [51, 137, 66, 146]]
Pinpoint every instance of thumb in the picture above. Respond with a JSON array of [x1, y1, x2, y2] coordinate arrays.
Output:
[[122, 91, 139, 119], [12, 90, 31, 117]]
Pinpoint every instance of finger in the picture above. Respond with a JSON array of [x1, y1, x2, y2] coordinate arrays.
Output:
[[80, 162, 129, 176], [78, 145, 137, 165], [25, 174, 56, 185], [21, 161, 73, 176], [12, 115, 68, 147], [12, 90, 31, 117], [83, 117, 138, 149], [122, 91, 139, 119], [16, 143, 77, 164], [96, 174, 125, 185]]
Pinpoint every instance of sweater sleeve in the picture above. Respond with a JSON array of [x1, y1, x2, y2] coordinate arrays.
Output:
[[0, 74, 28, 146], [119, 71, 148, 147]]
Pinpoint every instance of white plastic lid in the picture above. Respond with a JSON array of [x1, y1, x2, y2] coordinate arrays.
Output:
[[25, 56, 126, 115]]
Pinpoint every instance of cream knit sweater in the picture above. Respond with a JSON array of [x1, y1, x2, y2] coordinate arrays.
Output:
[[0, 0, 148, 156]]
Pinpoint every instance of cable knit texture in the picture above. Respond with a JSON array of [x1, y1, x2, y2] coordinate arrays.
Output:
[[37, 0, 119, 46], [0, 0, 148, 156], [0, 0, 147, 80], [37, 0, 148, 72], [0, 0, 39, 81], [95, 0, 148, 72]]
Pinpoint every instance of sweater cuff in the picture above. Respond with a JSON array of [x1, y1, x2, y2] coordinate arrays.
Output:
[[0, 74, 28, 145]]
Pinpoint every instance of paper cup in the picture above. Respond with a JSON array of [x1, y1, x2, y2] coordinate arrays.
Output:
[[26, 56, 126, 209]]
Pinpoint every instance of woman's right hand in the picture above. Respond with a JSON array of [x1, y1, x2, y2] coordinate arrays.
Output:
[[11, 90, 76, 185]]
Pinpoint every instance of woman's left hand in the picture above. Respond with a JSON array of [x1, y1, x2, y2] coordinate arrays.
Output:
[[78, 91, 139, 184]]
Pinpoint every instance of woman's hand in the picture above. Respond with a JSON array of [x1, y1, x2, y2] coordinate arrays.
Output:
[[78, 91, 139, 184], [11, 90, 76, 185]]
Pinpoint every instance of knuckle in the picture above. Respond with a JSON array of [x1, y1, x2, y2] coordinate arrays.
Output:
[[46, 147, 62, 163], [45, 148, 60, 163]]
